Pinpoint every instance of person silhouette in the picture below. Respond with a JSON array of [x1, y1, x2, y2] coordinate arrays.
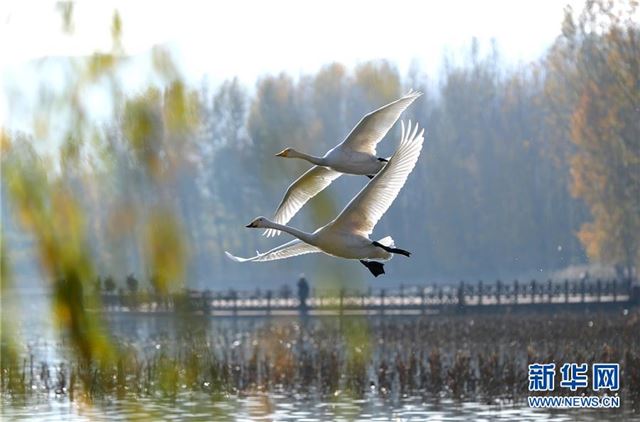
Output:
[[297, 274, 310, 315]]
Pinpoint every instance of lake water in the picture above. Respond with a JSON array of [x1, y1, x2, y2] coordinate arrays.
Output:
[[2, 294, 638, 421], [4, 391, 636, 421]]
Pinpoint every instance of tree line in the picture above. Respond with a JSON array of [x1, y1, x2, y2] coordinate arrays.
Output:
[[2, 0, 638, 291]]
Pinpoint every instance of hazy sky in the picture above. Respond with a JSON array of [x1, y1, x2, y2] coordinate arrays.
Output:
[[1, 0, 584, 132]]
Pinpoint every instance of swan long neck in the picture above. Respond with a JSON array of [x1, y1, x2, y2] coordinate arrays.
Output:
[[290, 150, 327, 166], [266, 221, 315, 245]]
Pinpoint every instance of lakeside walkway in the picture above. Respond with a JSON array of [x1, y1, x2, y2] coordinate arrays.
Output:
[[100, 278, 639, 317]]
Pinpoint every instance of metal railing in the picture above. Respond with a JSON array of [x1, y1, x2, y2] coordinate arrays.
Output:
[[99, 278, 638, 316]]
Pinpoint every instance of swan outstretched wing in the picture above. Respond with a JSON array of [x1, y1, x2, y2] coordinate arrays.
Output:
[[338, 90, 422, 155], [264, 166, 342, 237], [330, 120, 424, 236], [225, 239, 321, 262]]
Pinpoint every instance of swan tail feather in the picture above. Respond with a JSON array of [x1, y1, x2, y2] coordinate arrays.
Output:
[[376, 236, 395, 248]]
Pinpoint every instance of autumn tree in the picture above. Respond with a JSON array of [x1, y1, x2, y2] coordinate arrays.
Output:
[[547, 0, 640, 278]]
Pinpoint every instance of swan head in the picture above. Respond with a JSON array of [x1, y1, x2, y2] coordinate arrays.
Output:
[[275, 147, 295, 158], [245, 216, 270, 228]]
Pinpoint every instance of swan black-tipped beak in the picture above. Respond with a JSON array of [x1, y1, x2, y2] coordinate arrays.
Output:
[[245, 223, 256, 228]]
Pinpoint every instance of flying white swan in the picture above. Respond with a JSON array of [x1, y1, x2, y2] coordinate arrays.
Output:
[[264, 90, 422, 237], [226, 120, 425, 277]]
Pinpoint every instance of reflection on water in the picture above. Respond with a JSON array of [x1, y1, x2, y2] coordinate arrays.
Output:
[[2, 391, 634, 421]]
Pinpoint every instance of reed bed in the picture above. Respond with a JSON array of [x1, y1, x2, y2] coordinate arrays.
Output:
[[2, 310, 638, 412]]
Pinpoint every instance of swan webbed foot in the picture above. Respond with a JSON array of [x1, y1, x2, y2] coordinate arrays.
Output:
[[360, 260, 385, 277], [366, 175, 375, 179], [377, 157, 389, 162], [372, 241, 411, 257], [389, 247, 411, 257]]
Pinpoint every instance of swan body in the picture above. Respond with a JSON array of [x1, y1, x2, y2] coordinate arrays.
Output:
[[266, 90, 422, 237], [310, 228, 391, 261], [226, 121, 425, 276]]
